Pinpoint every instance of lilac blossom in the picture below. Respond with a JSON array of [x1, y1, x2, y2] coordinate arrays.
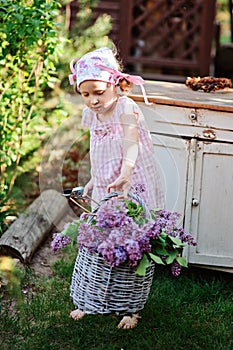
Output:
[[77, 223, 102, 251], [142, 221, 161, 239], [138, 234, 152, 253], [176, 227, 197, 246], [114, 247, 128, 266], [52, 197, 196, 276], [132, 183, 146, 194], [171, 260, 182, 277], [125, 239, 142, 267], [97, 239, 116, 266], [154, 210, 197, 246], [51, 233, 71, 251], [96, 199, 133, 228]]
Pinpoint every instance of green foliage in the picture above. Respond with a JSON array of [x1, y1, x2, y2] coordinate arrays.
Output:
[[125, 199, 144, 224], [136, 230, 186, 276], [0, 0, 112, 233], [70, 0, 112, 52], [61, 219, 80, 242], [216, 0, 232, 43], [58, 0, 112, 88], [0, 0, 62, 230]]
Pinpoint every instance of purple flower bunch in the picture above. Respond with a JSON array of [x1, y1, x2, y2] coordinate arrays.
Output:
[[51, 198, 196, 276], [51, 233, 71, 251], [152, 209, 197, 246]]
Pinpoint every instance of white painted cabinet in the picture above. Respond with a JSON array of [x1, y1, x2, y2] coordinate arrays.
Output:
[[132, 81, 233, 271], [187, 140, 233, 269]]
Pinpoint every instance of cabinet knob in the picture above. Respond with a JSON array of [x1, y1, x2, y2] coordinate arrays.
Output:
[[189, 111, 197, 121], [192, 198, 199, 206]]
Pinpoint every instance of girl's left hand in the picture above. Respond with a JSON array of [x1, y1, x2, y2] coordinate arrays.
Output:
[[107, 176, 131, 199]]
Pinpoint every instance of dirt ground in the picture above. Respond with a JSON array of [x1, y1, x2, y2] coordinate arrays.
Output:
[[28, 234, 62, 277]]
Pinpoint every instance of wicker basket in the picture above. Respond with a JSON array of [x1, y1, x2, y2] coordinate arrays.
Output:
[[70, 192, 155, 315]]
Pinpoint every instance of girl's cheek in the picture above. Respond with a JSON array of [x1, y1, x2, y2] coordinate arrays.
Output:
[[82, 97, 89, 104]]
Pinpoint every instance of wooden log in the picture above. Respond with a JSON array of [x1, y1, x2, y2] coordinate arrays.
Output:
[[0, 190, 69, 263]]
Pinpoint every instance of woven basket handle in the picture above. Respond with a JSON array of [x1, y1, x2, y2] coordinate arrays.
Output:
[[92, 191, 151, 219]]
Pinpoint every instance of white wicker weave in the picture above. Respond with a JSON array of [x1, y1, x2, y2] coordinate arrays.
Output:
[[70, 192, 155, 315], [70, 248, 154, 315]]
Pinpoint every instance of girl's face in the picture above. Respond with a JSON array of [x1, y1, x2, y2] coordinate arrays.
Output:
[[79, 81, 117, 116]]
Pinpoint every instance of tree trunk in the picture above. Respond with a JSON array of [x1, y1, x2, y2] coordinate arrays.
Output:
[[0, 190, 69, 263]]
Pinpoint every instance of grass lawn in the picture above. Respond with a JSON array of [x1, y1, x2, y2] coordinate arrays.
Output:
[[1, 247, 233, 350]]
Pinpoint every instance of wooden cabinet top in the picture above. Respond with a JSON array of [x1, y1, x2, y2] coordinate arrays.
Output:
[[130, 81, 233, 113]]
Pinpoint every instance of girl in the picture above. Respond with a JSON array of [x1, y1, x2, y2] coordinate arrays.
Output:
[[68, 47, 164, 329]]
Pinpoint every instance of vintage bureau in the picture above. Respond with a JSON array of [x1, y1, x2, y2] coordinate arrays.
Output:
[[130, 81, 233, 271]]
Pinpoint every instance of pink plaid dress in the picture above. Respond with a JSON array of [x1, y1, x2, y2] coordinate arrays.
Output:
[[82, 96, 164, 210]]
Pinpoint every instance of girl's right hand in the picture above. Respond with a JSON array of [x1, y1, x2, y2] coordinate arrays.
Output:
[[107, 175, 131, 199]]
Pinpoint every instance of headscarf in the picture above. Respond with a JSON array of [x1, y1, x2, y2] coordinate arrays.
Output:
[[69, 47, 152, 105]]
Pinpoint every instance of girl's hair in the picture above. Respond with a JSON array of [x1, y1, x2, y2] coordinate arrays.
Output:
[[118, 79, 133, 93], [74, 44, 133, 95], [109, 43, 133, 93]]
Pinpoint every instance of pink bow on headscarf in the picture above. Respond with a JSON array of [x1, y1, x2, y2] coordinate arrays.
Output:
[[94, 63, 152, 105], [69, 57, 79, 85]]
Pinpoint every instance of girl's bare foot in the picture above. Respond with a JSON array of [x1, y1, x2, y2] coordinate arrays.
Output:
[[70, 309, 86, 320], [117, 313, 140, 329]]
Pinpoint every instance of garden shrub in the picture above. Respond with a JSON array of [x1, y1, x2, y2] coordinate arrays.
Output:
[[0, 0, 62, 231], [0, 0, 112, 233]]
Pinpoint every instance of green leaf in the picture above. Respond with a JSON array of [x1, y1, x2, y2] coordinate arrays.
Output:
[[11, 154, 17, 162], [148, 252, 165, 265], [165, 252, 177, 265], [154, 247, 169, 256], [26, 37, 35, 47], [158, 236, 166, 244], [160, 230, 167, 237], [13, 14, 24, 23], [176, 256, 188, 268], [61, 220, 80, 240], [136, 254, 150, 276], [167, 236, 184, 246]]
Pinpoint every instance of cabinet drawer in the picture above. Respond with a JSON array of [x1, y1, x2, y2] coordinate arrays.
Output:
[[138, 103, 233, 142]]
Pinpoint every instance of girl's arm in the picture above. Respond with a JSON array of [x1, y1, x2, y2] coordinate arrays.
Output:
[[107, 113, 139, 198]]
